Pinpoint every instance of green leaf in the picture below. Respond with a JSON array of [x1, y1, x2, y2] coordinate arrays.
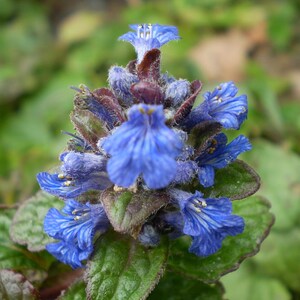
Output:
[[253, 228, 300, 292], [85, 232, 169, 300], [149, 271, 224, 300], [243, 140, 300, 230], [203, 160, 260, 200], [168, 196, 274, 282], [0, 207, 52, 274], [101, 189, 170, 236], [221, 260, 290, 300], [10, 191, 64, 251], [59, 280, 86, 300], [0, 270, 39, 300]]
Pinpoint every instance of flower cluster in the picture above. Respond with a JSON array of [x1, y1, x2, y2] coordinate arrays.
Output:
[[38, 24, 251, 268]]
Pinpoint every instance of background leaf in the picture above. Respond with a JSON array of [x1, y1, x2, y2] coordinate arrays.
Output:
[[0, 207, 53, 277], [85, 232, 169, 300], [243, 140, 300, 230], [222, 260, 290, 300], [0, 269, 39, 300], [10, 191, 64, 251], [168, 196, 274, 282], [149, 271, 224, 300]]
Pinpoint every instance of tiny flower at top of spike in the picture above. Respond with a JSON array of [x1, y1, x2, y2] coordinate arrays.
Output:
[[119, 24, 180, 62]]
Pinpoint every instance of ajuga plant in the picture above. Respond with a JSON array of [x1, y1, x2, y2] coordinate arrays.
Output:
[[5, 24, 274, 300]]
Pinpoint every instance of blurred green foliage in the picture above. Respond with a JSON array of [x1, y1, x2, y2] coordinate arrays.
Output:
[[1, 0, 300, 299]]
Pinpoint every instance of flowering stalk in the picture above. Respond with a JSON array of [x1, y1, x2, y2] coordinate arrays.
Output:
[[38, 23, 254, 269]]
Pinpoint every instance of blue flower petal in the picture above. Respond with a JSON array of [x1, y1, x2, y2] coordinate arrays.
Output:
[[167, 189, 245, 256], [46, 241, 91, 269], [173, 160, 198, 184], [44, 200, 109, 268], [196, 134, 252, 169], [183, 81, 248, 130], [165, 79, 190, 107], [108, 66, 138, 106], [119, 24, 180, 62], [198, 165, 215, 188], [60, 151, 107, 178], [37, 172, 112, 199], [138, 224, 160, 247], [102, 104, 183, 189]]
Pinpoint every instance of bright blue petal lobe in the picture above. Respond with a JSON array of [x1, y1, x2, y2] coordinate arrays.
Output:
[[168, 189, 245, 256], [44, 199, 109, 268], [195, 134, 252, 185], [102, 104, 183, 189], [46, 241, 89, 269], [198, 165, 215, 188], [119, 24, 180, 62], [183, 81, 248, 130], [37, 172, 112, 199]]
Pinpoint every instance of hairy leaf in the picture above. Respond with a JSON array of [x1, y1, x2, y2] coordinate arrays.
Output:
[[0, 207, 52, 274], [101, 189, 170, 236], [10, 191, 64, 251], [203, 160, 260, 200], [137, 49, 161, 82], [168, 196, 274, 282], [149, 271, 224, 300], [0, 269, 39, 300], [70, 109, 107, 150], [59, 280, 86, 300], [85, 231, 168, 300]]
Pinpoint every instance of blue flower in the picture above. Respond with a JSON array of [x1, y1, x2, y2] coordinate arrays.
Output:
[[119, 24, 180, 62], [138, 224, 160, 247], [37, 152, 112, 198], [44, 199, 109, 268], [196, 133, 252, 187], [101, 104, 183, 189], [167, 189, 244, 256], [108, 66, 138, 106], [165, 79, 190, 107], [183, 81, 248, 130]]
